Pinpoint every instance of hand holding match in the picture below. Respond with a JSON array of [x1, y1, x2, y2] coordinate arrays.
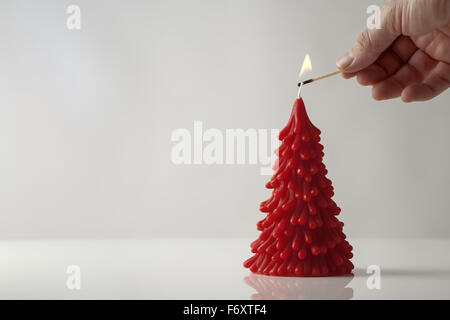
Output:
[[336, 0, 450, 102]]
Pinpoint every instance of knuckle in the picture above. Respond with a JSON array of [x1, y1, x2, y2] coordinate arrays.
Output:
[[435, 62, 450, 83], [356, 73, 370, 86], [382, 0, 402, 34], [356, 30, 372, 50], [435, 41, 450, 65]]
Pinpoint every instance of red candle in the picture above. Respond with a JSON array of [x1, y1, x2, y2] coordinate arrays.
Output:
[[244, 98, 354, 276]]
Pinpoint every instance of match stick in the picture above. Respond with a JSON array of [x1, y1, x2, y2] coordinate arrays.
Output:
[[297, 70, 341, 87]]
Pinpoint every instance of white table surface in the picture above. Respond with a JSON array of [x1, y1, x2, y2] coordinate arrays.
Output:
[[1, 238, 449, 299]]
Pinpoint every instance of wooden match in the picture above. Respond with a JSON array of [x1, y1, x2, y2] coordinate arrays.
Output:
[[298, 70, 341, 86]]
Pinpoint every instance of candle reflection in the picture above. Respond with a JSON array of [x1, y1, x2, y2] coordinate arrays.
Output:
[[244, 274, 354, 300]]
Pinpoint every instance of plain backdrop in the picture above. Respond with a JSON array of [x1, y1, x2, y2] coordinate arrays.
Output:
[[0, 0, 449, 239]]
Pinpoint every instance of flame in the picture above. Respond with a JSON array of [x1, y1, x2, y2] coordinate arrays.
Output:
[[299, 54, 312, 78]]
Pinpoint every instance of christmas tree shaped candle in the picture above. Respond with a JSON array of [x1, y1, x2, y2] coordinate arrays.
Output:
[[244, 98, 353, 277]]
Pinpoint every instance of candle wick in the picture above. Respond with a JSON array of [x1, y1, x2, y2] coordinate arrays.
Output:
[[297, 82, 303, 98]]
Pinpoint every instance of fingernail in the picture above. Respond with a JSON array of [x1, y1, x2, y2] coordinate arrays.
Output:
[[336, 52, 354, 70]]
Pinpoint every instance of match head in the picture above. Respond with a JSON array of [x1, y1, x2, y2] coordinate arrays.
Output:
[[298, 79, 313, 87]]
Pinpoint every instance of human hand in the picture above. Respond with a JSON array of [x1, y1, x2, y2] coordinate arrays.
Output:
[[336, 0, 450, 102]]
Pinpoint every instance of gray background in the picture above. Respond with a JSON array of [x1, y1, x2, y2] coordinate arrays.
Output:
[[0, 0, 449, 239]]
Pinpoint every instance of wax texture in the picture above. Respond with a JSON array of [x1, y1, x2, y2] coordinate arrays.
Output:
[[244, 98, 353, 277]]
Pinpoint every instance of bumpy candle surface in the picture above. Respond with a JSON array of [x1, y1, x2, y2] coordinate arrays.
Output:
[[244, 98, 354, 277]]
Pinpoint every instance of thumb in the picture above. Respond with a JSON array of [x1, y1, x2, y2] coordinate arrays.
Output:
[[336, 0, 403, 73]]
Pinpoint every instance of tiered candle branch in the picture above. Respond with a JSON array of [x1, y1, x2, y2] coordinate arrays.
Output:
[[244, 98, 354, 277]]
